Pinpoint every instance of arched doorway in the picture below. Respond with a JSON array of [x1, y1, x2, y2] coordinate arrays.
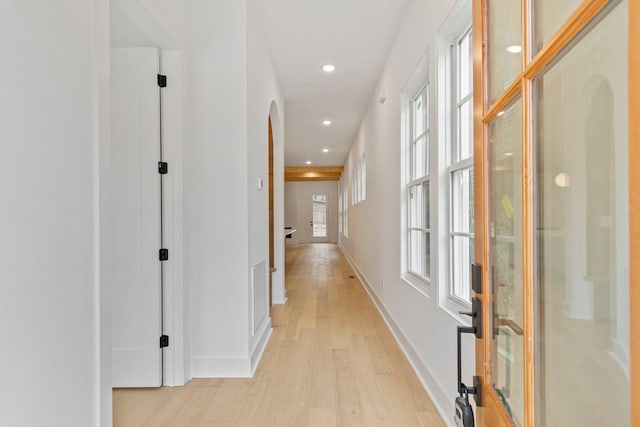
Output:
[[269, 116, 275, 308]]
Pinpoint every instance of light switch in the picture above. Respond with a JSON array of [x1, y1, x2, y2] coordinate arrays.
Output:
[[257, 178, 264, 190]]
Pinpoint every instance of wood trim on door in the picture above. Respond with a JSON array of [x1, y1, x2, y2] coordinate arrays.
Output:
[[474, 0, 631, 426], [629, 0, 639, 424], [269, 117, 275, 307]]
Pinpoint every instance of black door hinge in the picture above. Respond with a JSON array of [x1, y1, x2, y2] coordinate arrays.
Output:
[[160, 335, 169, 348], [159, 248, 169, 261], [157, 74, 167, 88], [158, 162, 168, 175]]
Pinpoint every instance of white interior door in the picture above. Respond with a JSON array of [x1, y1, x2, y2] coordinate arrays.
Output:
[[111, 48, 162, 388], [310, 193, 330, 243]]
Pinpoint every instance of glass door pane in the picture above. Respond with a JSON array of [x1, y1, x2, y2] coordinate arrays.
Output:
[[488, 97, 524, 426], [535, 3, 629, 426], [312, 194, 328, 238], [487, 0, 522, 105], [534, 0, 583, 53]]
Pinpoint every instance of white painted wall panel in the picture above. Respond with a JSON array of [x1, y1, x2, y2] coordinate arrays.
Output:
[[182, 0, 253, 376], [247, 1, 285, 358], [0, 1, 107, 425]]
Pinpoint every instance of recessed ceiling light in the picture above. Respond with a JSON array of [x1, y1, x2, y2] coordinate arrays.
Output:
[[322, 120, 332, 126], [306, 161, 312, 165], [497, 111, 505, 117], [322, 64, 336, 73], [323, 148, 329, 153], [504, 152, 514, 157], [506, 45, 522, 54]]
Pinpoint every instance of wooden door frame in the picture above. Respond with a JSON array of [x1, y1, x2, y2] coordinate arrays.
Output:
[[629, 0, 639, 424], [473, 0, 636, 425], [269, 117, 275, 308]]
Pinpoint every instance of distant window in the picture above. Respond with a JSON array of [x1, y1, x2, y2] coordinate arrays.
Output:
[[361, 154, 366, 201], [339, 183, 343, 234], [341, 179, 349, 237], [406, 83, 431, 282], [351, 154, 367, 205]]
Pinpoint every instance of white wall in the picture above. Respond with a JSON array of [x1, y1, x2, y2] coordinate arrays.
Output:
[[247, 1, 286, 361], [285, 181, 340, 244], [0, 1, 109, 425], [135, 0, 284, 378], [340, 0, 474, 424], [182, 0, 251, 377], [0, 2, 283, 424]]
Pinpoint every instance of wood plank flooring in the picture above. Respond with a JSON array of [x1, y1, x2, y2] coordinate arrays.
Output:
[[113, 243, 445, 426]]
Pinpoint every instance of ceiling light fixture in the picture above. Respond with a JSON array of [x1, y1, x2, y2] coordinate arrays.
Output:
[[497, 111, 505, 117], [322, 120, 332, 126], [323, 148, 329, 153], [306, 161, 312, 165], [506, 45, 522, 54], [322, 64, 336, 73]]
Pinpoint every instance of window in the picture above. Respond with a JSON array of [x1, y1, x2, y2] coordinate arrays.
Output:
[[361, 154, 366, 201], [351, 164, 357, 205], [350, 153, 367, 205], [407, 84, 431, 281], [342, 179, 349, 237], [437, 0, 473, 313], [338, 183, 343, 235], [448, 27, 474, 304]]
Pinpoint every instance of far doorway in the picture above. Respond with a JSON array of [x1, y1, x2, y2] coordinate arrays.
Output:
[[310, 193, 330, 243]]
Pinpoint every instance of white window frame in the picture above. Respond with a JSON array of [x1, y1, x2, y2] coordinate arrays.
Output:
[[355, 159, 361, 203], [361, 153, 366, 201], [349, 153, 367, 206], [338, 181, 343, 235], [437, 0, 473, 319], [351, 164, 357, 206], [343, 179, 349, 237], [401, 51, 431, 297]]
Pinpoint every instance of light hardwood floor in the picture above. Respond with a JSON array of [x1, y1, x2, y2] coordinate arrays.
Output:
[[113, 243, 445, 426]]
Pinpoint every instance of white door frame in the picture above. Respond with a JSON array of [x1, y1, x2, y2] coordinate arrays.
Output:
[[309, 192, 331, 243], [108, 1, 186, 388]]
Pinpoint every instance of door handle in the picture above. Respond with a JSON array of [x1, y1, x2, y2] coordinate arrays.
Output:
[[457, 297, 483, 406], [458, 297, 482, 339]]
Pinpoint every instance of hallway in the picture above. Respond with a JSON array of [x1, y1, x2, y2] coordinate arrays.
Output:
[[113, 244, 445, 426]]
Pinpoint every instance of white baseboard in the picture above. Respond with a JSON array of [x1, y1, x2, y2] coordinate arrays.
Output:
[[339, 245, 455, 427], [251, 318, 272, 375], [191, 319, 272, 378], [272, 289, 288, 304], [191, 356, 252, 378], [609, 337, 630, 380]]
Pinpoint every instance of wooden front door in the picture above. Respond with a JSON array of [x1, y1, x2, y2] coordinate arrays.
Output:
[[472, 0, 637, 425]]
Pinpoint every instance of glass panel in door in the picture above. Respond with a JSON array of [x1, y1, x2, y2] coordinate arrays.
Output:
[[533, 0, 583, 52], [487, 0, 522, 106], [534, 3, 630, 426], [312, 194, 328, 238], [488, 97, 525, 426]]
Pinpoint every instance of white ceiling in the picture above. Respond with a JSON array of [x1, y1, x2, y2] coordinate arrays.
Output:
[[251, 0, 410, 167]]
